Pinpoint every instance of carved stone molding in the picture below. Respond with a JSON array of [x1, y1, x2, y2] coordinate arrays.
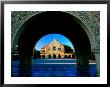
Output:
[[91, 49, 100, 54]]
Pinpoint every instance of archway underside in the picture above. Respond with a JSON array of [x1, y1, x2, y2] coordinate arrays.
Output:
[[11, 11, 100, 76], [11, 11, 100, 52], [17, 12, 91, 68]]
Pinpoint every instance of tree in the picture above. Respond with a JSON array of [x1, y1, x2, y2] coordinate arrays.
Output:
[[33, 48, 40, 58], [63, 45, 73, 53]]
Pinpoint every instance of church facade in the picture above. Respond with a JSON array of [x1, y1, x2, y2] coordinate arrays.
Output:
[[40, 38, 75, 59]]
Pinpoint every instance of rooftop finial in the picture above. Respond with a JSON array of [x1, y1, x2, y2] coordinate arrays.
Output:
[[51, 37, 57, 43], [54, 37, 56, 40]]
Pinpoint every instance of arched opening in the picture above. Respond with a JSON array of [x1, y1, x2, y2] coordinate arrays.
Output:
[[34, 33, 74, 59], [72, 55, 75, 59], [58, 54, 61, 58], [53, 54, 56, 58], [42, 55, 45, 59], [64, 55, 67, 58], [68, 55, 71, 58], [12, 11, 97, 77], [48, 55, 51, 59]]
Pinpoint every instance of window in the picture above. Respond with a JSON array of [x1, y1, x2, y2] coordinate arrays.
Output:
[[42, 50, 45, 52], [58, 48, 61, 51], [53, 46, 56, 50]]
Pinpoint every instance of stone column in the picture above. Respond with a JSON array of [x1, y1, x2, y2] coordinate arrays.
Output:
[[19, 47, 32, 76], [45, 55, 48, 59], [76, 51, 89, 66], [79, 55, 89, 66], [71, 55, 72, 58], [40, 55, 42, 59], [51, 55, 53, 59], [61, 55, 64, 58], [75, 51, 90, 77], [92, 49, 100, 76], [56, 55, 58, 59]]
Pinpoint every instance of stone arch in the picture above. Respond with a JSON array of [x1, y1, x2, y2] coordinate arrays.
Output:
[[65, 11, 100, 51], [11, 11, 100, 76], [11, 11, 99, 52]]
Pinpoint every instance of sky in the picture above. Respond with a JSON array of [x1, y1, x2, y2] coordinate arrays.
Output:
[[35, 34, 74, 51]]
